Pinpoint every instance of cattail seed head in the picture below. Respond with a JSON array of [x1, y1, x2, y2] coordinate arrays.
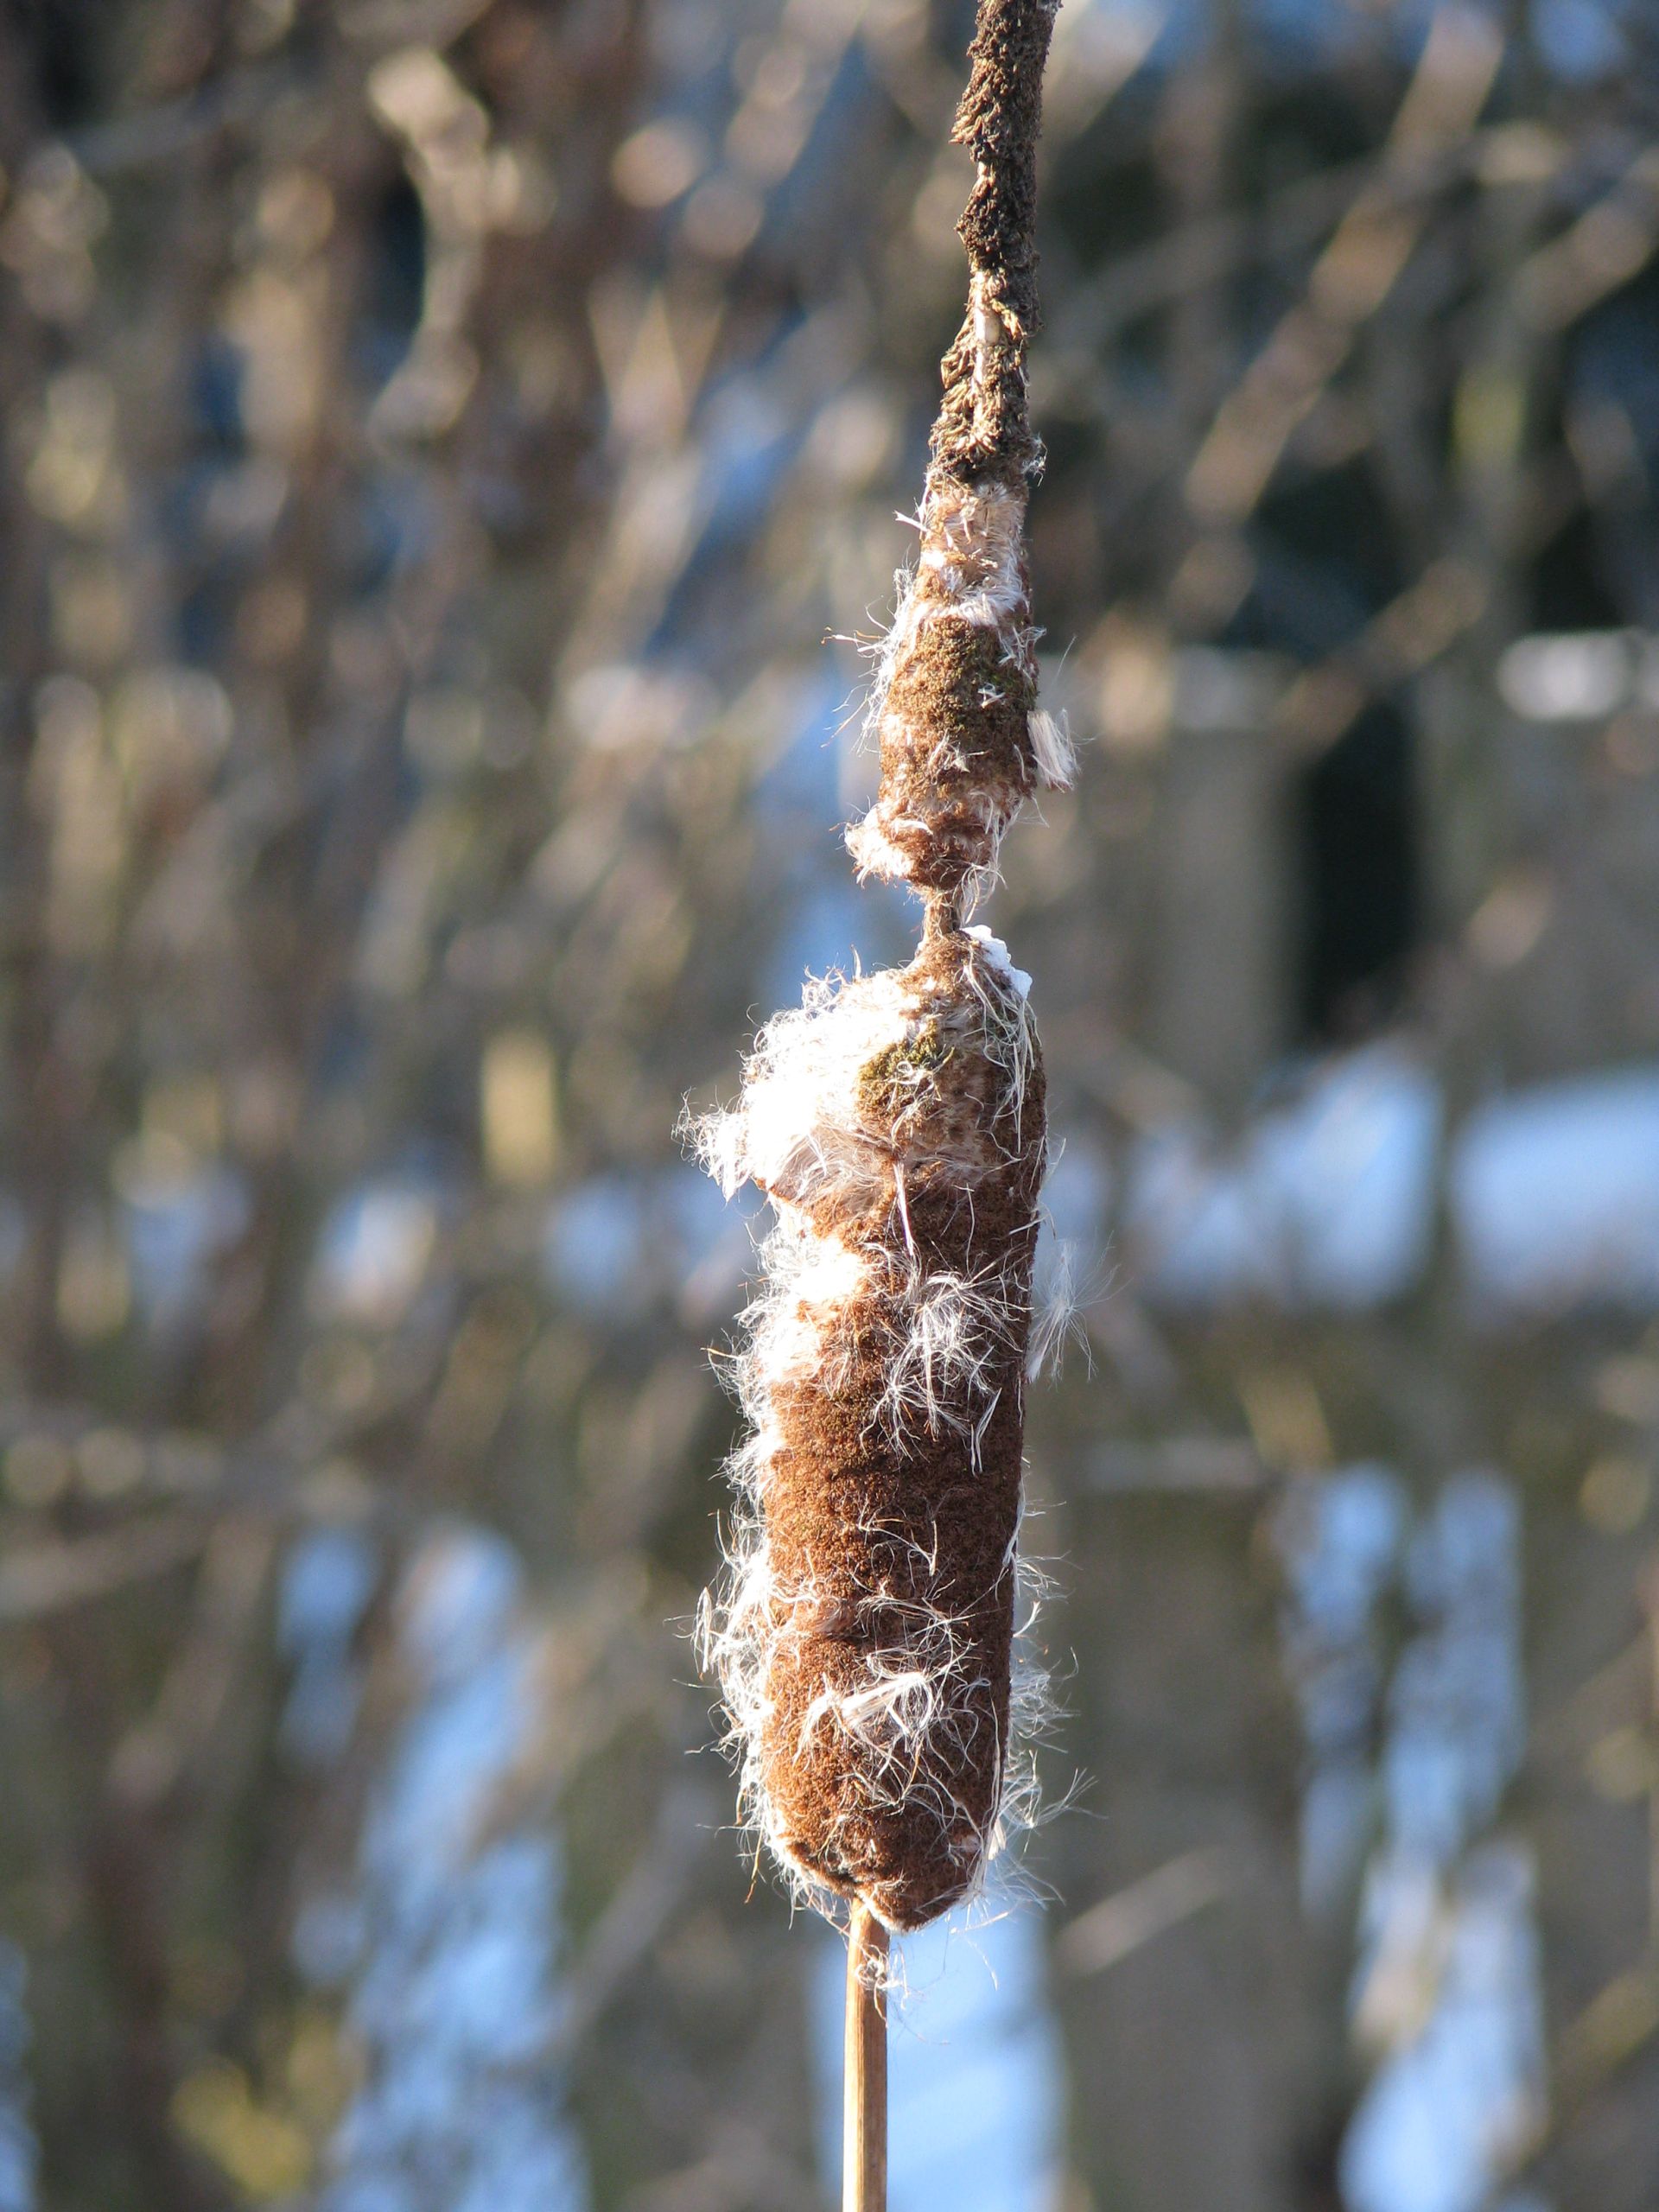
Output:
[[695, 926, 1046, 1928], [847, 475, 1073, 904], [692, 0, 1065, 1936]]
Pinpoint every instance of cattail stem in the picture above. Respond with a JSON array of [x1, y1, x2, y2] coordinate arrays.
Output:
[[690, 0, 1065, 1941], [843, 1904, 888, 2212]]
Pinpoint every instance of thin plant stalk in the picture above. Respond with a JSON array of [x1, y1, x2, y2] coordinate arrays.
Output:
[[843, 1903, 889, 2212]]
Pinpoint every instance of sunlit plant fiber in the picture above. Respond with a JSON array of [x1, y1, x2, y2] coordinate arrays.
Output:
[[690, 0, 1074, 1936]]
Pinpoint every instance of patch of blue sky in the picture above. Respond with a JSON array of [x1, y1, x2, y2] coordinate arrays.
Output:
[[751, 673, 849, 823], [694, 374, 799, 542], [1343, 1843, 1546, 2212], [1277, 1465, 1408, 1912], [1033, 1128, 1114, 1320], [762, 36, 870, 241], [811, 1908, 1066, 2212], [760, 881, 874, 1014], [317, 1527, 588, 2212], [1103, 0, 1611, 86], [282, 1526, 380, 1656], [1383, 1477, 1525, 1867], [123, 1160, 251, 1325], [0, 1945, 37, 2212], [543, 1174, 651, 1319], [278, 1524, 381, 1766], [1123, 0, 1412, 72], [313, 1177, 441, 1329], [1532, 0, 1628, 79], [1332, 1472, 1544, 2212]]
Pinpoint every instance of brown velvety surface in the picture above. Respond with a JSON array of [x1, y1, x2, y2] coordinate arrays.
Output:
[[932, 0, 1058, 485], [870, 611, 1037, 894], [853, 0, 1056, 899], [728, 3, 1060, 1930], [754, 932, 1046, 1928]]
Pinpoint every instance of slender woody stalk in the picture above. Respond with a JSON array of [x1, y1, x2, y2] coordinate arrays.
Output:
[[843, 1904, 888, 2212], [692, 0, 1066, 1958]]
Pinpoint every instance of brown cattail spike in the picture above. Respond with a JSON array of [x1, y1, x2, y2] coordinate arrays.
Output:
[[849, 0, 1072, 910], [692, 0, 1065, 1939], [934, 0, 1058, 487], [694, 925, 1048, 1929]]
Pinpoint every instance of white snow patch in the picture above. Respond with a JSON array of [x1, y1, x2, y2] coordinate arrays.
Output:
[[1125, 1046, 1441, 1310], [1451, 1065, 1659, 1312], [1497, 631, 1632, 721], [965, 926, 1032, 1000]]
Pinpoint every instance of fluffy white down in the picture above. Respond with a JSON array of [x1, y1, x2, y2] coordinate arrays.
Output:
[[914, 475, 1028, 633], [1028, 706, 1077, 791], [696, 966, 913, 1211], [845, 475, 1071, 894], [689, 948, 1063, 1929]]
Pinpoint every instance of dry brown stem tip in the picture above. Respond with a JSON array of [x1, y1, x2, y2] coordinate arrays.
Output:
[[932, 0, 1061, 487]]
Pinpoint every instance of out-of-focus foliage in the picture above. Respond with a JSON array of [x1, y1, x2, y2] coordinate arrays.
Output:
[[3, 1, 1659, 2208]]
